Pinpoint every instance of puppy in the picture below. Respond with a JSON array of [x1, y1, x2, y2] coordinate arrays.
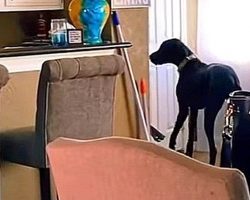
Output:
[[150, 38, 241, 165]]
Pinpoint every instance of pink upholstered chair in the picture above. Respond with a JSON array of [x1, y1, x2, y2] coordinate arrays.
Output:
[[47, 136, 250, 200]]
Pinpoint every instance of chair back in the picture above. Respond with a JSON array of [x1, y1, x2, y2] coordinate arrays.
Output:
[[47, 137, 250, 200], [36, 55, 124, 141], [35, 55, 124, 166]]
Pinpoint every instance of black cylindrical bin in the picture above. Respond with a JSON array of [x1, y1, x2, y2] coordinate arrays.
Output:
[[230, 90, 250, 186]]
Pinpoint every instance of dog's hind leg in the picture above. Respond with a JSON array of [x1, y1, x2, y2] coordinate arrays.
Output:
[[169, 105, 189, 150], [186, 108, 198, 157], [204, 99, 225, 165]]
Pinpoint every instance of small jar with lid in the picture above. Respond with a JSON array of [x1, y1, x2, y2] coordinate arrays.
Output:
[[50, 19, 68, 46]]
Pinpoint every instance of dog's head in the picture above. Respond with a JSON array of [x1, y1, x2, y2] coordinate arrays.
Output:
[[150, 38, 193, 66]]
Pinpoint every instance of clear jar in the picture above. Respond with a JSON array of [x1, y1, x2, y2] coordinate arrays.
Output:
[[50, 19, 67, 46]]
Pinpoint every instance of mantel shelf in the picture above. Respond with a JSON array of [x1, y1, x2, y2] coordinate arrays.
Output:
[[0, 42, 132, 73], [0, 42, 132, 58]]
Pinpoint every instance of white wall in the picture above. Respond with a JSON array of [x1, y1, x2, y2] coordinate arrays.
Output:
[[196, 0, 250, 152]]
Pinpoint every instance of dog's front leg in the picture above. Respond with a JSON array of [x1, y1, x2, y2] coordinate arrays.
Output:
[[186, 109, 198, 157], [169, 105, 189, 150]]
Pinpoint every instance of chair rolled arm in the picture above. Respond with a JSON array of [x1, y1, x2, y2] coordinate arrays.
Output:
[[0, 64, 9, 88], [42, 54, 125, 81]]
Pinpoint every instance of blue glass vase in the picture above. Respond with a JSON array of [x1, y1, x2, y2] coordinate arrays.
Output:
[[79, 0, 110, 44]]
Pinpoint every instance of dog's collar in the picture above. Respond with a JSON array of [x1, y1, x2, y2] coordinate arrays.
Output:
[[178, 54, 197, 72]]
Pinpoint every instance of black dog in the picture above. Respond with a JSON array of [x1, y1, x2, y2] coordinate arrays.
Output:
[[150, 38, 241, 165]]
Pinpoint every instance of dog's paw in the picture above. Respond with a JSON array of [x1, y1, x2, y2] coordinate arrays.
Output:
[[169, 136, 176, 150], [169, 143, 175, 150]]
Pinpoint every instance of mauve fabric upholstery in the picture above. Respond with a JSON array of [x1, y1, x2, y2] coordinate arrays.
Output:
[[0, 55, 124, 168], [47, 137, 250, 200]]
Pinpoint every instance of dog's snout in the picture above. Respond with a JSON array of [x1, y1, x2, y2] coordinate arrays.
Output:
[[150, 52, 158, 64]]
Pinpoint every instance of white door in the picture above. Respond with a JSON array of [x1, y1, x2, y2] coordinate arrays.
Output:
[[149, 0, 187, 150]]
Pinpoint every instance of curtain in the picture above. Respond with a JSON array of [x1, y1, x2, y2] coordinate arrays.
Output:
[[197, 0, 250, 90]]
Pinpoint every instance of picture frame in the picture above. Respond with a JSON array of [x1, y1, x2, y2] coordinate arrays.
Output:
[[67, 29, 83, 45], [112, 0, 150, 8]]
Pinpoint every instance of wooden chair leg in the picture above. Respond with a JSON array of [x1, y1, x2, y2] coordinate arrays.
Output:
[[39, 168, 51, 200]]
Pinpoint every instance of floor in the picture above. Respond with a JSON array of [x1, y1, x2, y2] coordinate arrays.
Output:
[[193, 151, 221, 166], [153, 134, 222, 166]]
